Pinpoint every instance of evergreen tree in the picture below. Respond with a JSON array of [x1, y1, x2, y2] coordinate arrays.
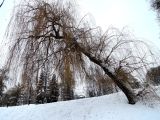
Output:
[[47, 74, 59, 102], [146, 66, 160, 85], [2, 85, 21, 106], [0, 68, 8, 106]]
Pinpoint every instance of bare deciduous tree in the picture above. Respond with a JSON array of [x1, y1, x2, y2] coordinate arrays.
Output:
[[6, 0, 152, 104]]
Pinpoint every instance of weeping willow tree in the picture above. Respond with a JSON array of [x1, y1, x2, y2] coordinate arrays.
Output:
[[6, 0, 152, 104]]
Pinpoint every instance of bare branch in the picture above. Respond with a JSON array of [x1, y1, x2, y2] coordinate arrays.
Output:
[[0, 0, 5, 8]]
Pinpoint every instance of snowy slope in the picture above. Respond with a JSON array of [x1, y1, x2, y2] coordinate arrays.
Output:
[[0, 92, 160, 120]]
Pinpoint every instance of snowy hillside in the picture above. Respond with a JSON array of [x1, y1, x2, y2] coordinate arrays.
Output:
[[0, 91, 160, 120]]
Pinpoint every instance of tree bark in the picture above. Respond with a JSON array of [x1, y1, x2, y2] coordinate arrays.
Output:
[[74, 40, 137, 104]]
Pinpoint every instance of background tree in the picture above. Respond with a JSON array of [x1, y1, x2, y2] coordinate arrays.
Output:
[[47, 74, 59, 102], [146, 66, 160, 85], [0, 68, 8, 106], [150, 0, 160, 85], [0, 68, 7, 98], [151, 0, 160, 11], [6, 0, 152, 104], [2, 84, 21, 106]]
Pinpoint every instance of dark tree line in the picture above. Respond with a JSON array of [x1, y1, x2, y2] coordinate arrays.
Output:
[[0, 73, 141, 107], [36, 73, 59, 104], [0, 73, 59, 107], [1, 68, 140, 106]]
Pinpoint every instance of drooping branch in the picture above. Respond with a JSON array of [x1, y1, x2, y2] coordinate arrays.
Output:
[[73, 38, 137, 104]]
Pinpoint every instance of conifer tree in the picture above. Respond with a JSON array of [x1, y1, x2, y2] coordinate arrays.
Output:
[[47, 74, 59, 102]]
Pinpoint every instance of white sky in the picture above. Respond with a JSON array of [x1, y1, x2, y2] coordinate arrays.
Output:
[[78, 0, 160, 45], [0, 0, 160, 67]]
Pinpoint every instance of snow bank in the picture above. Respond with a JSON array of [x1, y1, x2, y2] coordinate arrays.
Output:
[[0, 92, 160, 120]]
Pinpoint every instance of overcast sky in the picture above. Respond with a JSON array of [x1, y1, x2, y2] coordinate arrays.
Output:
[[78, 0, 159, 44], [0, 0, 160, 67]]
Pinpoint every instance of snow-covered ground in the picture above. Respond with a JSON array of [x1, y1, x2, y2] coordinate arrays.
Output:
[[0, 91, 160, 120]]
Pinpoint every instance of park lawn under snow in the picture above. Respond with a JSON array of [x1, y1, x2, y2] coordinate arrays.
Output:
[[0, 91, 160, 120]]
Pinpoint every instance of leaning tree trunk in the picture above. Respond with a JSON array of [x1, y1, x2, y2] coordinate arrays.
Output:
[[73, 40, 137, 104], [102, 67, 137, 104]]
